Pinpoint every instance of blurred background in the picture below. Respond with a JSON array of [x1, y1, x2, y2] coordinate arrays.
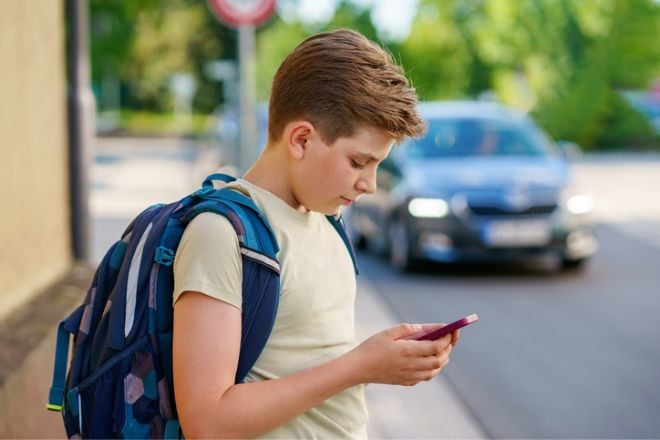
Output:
[[1, 0, 659, 438]]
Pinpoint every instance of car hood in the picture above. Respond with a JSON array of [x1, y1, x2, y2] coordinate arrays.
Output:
[[399, 156, 570, 203]]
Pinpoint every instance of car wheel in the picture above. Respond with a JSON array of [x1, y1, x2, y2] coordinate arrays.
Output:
[[353, 232, 368, 250], [388, 218, 417, 272], [561, 257, 586, 270]]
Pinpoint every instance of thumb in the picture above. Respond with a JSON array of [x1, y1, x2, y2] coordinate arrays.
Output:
[[386, 323, 423, 340]]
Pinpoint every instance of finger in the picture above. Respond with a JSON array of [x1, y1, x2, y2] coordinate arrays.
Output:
[[441, 356, 450, 370], [410, 355, 444, 372], [387, 323, 423, 340], [407, 339, 446, 357], [423, 357, 450, 376], [436, 343, 452, 359], [410, 336, 451, 357], [402, 323, 445, 340], [409, 353, 448, 372], [451, 329, 461, 346], [415, 359, 449, 382], [420, 323, 446, 333], [431, 334, 453, 353]]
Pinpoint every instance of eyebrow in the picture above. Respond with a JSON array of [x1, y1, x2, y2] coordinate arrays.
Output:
[[354, 151, 381, 163]]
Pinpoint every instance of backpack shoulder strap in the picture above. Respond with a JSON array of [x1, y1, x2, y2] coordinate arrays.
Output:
[[326, 213, 360, 275], [201, 172, 236, 189], [178, 191, 281, 383], [195, 175, 357, 273]]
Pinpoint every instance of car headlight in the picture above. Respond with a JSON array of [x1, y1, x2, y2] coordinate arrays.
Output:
[[566, 194, 593, 215], [408, 198, 449, 218]]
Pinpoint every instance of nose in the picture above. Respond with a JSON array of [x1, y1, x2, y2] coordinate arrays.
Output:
[[356, 167, 377, 195]]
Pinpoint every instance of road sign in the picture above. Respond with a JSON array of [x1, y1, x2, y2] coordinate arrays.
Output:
[[207, 0, 276, 28]]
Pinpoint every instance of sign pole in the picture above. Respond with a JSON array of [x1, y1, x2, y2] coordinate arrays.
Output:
[[238, 24, 257, 173], [207, 0, 275, 173]]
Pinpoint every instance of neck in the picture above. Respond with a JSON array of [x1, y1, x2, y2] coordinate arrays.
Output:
[[243, 143, 308, 213]]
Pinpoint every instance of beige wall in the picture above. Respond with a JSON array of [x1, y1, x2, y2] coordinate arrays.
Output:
[[0, 0, 72, 321]]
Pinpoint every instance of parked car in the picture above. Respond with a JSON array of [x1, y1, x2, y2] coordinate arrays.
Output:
[[347, 101, 598, 271]]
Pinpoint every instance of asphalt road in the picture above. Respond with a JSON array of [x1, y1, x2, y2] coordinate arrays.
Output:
[[91, 138, 660, 438], [357, 221, 660, 438]]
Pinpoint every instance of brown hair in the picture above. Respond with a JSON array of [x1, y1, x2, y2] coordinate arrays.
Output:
[[268, 29, 426, 145]]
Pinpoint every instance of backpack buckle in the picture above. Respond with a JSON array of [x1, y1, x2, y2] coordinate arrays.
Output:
[[196, 187, 215, 197], [154, 246, 175, 266]]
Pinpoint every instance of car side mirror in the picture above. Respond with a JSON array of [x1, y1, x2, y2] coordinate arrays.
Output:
[[557, 140, 583, 161]]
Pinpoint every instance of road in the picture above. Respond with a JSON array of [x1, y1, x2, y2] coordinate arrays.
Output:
[[91, 138, 660, 438], [357, 225, 660, 438], [356, 154, 660, 438]]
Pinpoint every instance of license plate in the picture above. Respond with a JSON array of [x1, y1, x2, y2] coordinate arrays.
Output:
[[482, 219, 551, 247]]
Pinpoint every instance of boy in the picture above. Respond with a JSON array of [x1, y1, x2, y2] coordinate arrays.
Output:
[[172, 29, 460, 438]]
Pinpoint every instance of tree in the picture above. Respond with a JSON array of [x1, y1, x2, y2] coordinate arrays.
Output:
[[90, 0, 237, 114], [404, 0, 660, 148], [255, 16, 309, 102], [255, 0, 380, 101], [393, 0, 494, 100], [524, 0, 659, 148]]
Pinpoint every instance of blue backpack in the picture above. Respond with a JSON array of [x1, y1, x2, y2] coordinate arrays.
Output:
[[47, 173, 358, 438]]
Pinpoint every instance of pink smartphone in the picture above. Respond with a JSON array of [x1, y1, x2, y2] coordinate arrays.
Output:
[[415, 314, 479, 341]]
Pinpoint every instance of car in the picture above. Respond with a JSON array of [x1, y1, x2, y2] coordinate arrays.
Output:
[[347, 101, 598, 271]]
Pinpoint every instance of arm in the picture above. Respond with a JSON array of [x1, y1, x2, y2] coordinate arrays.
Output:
[[173, 291, 457, 438]]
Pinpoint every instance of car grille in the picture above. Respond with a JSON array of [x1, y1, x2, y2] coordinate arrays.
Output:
[[469, 204, 557, 216]]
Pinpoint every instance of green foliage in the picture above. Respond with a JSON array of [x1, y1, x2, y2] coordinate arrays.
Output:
[[397, 0, 659, 149], [255, 0, 381, 101], [326, 1, 379, 43], [90, 0, 660, 148], [394, 3, 465, 99], [89, 1, 155, 81], [605, 0, 660, 88], [595, 93, 657, 149], [90, 0, 236, 114], [524, 0, 659, 149], [255, 17, 309, 101]]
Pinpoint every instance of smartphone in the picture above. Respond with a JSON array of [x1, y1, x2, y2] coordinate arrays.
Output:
[[415, 314, 479, 341]]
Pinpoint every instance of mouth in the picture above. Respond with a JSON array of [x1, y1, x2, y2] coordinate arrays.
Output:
[[340, 197, 353, 206]]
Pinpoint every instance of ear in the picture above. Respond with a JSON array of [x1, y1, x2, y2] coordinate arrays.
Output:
[[285, 121, 315, 161]]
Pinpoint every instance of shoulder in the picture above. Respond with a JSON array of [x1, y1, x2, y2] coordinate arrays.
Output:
[[187, 211, 236, 234], [173, 212, 244, 307], [177, 212, 240, 260]]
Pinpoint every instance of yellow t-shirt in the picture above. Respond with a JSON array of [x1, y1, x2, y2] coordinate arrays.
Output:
[[173, 179, 368, 439]]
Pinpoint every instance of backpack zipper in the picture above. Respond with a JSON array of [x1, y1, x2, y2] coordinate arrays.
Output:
[[77, 335, 149, 392]]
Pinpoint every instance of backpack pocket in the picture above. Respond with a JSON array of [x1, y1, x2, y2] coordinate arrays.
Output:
[[72, 335, 162, 438]]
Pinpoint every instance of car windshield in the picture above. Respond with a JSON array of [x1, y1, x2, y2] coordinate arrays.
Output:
[[405, 117, 551, 159]]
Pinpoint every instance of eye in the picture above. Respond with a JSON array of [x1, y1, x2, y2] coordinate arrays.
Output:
[[350, 159, 366, 170]]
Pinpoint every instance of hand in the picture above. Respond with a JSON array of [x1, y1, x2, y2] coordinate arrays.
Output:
[[407, 323, 462, 347], [349, 323, 456, 387]]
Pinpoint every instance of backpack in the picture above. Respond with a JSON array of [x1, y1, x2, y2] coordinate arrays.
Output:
[[47, 173, 358, 438]]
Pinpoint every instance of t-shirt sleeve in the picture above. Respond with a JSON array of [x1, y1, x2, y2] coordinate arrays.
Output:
[[172, 212, 243, 310]]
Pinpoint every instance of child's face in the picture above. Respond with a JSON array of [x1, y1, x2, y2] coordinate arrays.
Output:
[[291, 125, 394, 215]]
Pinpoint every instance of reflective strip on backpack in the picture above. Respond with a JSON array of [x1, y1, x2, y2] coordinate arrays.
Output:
[[78, 393, 82, 433], [240, 247, 280, 274], [125, 222, 153, 337]]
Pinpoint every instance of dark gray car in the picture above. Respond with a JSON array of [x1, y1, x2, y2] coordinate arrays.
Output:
[[348, 101, 597, 271]]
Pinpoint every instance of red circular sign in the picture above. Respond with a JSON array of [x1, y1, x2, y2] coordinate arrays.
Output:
[[207, 0, 276, 28]]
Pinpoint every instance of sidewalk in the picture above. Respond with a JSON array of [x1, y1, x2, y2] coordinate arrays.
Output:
[[356, 275, 485, 439]]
